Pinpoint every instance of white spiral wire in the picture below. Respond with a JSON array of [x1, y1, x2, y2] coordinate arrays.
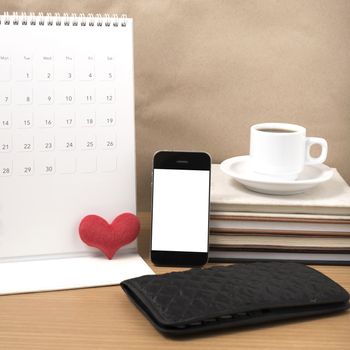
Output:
[[0, 12, 127, 27]]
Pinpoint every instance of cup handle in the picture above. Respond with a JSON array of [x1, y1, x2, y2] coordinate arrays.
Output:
[[305, 137, 328, 165]]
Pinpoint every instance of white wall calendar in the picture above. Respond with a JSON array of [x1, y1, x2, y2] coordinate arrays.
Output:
[[0, 12, 153, 294]]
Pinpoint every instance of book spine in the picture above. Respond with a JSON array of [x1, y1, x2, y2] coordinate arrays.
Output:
[[209, 229, 350, 237], [210, 214, 350, 224], [210, 204, 350, 216], [209, 245, 350, 254], [208, 257, 350, 265]]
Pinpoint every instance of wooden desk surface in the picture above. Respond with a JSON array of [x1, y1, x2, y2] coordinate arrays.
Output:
[[0, 213, 349, 350]]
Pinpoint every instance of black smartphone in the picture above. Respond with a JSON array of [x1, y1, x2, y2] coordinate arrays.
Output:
[[150, 151, 211, 267]]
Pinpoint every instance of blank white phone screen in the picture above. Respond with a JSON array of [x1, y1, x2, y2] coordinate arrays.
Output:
[[151, 169, 210, 252]]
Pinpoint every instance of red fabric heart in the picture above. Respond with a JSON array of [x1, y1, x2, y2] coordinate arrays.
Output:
[[79, 213, 140, 259]]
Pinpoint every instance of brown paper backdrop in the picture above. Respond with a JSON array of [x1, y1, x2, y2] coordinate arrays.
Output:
[[2, 0, 350, 209]]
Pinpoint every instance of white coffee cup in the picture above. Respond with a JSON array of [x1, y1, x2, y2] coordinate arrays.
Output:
[[249, 123, 328, 180]]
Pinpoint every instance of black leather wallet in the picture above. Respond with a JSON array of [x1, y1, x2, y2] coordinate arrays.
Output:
[[121, 262, 349, 335]]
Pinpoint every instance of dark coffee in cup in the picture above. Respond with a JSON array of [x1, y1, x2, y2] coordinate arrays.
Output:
[[257, 128, 295, 133]]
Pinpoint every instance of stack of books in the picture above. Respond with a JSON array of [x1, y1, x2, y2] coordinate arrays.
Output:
[[209, 164, 350, 264]]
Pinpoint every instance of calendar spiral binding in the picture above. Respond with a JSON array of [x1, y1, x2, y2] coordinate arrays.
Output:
[[0, 12, 128, 27]]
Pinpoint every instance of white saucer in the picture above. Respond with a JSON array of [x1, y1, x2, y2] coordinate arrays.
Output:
[[220, 156, 334, 195]]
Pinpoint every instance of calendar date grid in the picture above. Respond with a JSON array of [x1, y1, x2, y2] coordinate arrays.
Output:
[[0, 53, 119, 177]]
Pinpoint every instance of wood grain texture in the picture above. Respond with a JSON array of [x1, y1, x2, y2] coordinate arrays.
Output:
[[0, 212, 349, 350]]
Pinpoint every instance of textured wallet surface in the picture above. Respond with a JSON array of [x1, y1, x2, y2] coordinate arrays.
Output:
[[121, 262, 349, 335]]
